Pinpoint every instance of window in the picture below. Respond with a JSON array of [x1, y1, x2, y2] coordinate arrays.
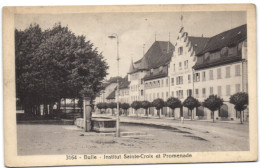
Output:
[[179, 62, 182, 70], [178, 47, 183, 55], [217, 68, 222, 79], [195, 89, 199, 98], [141, 90, 144, 96], [202, 88, 206, 97], [176, 90, 183, 99], [235, 65, 241, 76], [188, 74, 191, 83], [209, 70, 214, 80], [161, 79, 164, 87], [141, 79, 144, 84], [153, 93, 155, 99], [171, 91, 174, 97], [166, 79, 168, 87], [202, 71, 206, 81], [180, 90, 183, 99], [184, 60, 188, 69], [162, 92, 164, 99], [210, 87, 214, 95], [176, 76, 183, 85], [166, 92, 169, 99], [226, 85, 231, 96], [236, 84, 241, 92], [171, 78, 174, 86], [226, 67, 231, 78], [218, 86, 222, 96], [187, 89, 192, 97], [194, 73, 200, 82], [157, 93, 159, 98]]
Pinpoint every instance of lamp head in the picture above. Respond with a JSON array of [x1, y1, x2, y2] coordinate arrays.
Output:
[[108, 35, 116, 39]]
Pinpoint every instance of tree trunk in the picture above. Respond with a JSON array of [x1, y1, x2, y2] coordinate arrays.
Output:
[[158, 109, 161, 118], [49, 103, 54, 116], [64, 98, 66, 113], [145, 109, 148, 117], [57, 99, 61, 111], [191, 110, 193, 121], [240, 111, 243, 124], [37, 105, 40, 116], [73, 98, 76, 113], [43, 103, 48, 116], [212, 111, 215, 123]]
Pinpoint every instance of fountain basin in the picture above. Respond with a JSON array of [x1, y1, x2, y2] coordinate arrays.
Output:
[[91, 117, 116, 132], [74, 117, 116, 132]]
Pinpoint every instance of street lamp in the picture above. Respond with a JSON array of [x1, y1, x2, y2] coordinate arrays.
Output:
[[108, 33, 120, 137]]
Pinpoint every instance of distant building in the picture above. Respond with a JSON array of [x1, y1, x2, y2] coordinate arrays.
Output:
[[129, 40, 174, 115], [95, 76, 123, 104], [118, 76, 131, 104]]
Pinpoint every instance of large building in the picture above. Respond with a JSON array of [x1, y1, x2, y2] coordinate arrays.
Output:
[[168, 26, 209, 119], [100, 23, 248, 121], [193, 24, 248, 121]]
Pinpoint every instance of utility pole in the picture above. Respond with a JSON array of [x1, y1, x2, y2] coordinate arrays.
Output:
[[108, 33, 120, 137]]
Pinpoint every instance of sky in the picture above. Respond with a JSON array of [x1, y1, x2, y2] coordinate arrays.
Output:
[[15, 11, 246, 79]]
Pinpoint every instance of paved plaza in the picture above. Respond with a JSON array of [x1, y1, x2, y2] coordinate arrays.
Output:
[[17, 116, 249, 155]]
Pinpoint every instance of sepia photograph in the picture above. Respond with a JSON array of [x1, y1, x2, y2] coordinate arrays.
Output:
[[3, 4, 257, 167]]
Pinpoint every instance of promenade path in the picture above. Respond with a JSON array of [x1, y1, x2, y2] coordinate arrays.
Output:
[[17, 114, 249, 155]]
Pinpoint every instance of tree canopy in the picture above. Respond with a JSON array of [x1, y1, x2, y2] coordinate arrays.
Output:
[[203, 95, 223, 112], [15, 23, 108, 115], [183, 96, 200, 111], [230, 92, 249, 124], [203, 95, 223, 122], [152, 98, 165, 110], [230, 92, 248, 110], [141, 101, 151, 110], [166, 97, 182, 110], [131, 101, 142, 110]]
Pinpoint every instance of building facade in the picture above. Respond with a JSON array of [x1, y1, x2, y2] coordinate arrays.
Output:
[[107, 24, 248, 121], [193, 24, 248, 121], [168, 26, 209, 119]]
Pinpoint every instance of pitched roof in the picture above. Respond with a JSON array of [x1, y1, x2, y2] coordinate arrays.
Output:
[[193, 56, 243, 70], [143, 70, 168, 81], [193, 24, 247, 70], [129, 41, 174, 74], [119, 76, 130, 89], [106, 89, 116, 99], [106, 76, 123, 83], [188, 36, 210, 55], [197, 24, 247, 56]]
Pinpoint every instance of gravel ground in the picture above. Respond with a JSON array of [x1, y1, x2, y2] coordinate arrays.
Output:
[[17, 120, 249, 155]]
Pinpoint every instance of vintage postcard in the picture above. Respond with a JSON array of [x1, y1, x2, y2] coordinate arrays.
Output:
[[3, 4, 257, 167]]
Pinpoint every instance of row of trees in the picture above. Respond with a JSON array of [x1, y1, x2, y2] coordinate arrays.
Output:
[[16, 23, 108, 116], [96, 92, 248, 123]]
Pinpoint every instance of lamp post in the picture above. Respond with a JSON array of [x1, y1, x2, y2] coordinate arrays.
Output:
[[108, 33, 120, 137]]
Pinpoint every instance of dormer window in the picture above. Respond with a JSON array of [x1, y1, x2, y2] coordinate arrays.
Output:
[[178, 47, 183, 55], [159, 66, 163, 71]]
